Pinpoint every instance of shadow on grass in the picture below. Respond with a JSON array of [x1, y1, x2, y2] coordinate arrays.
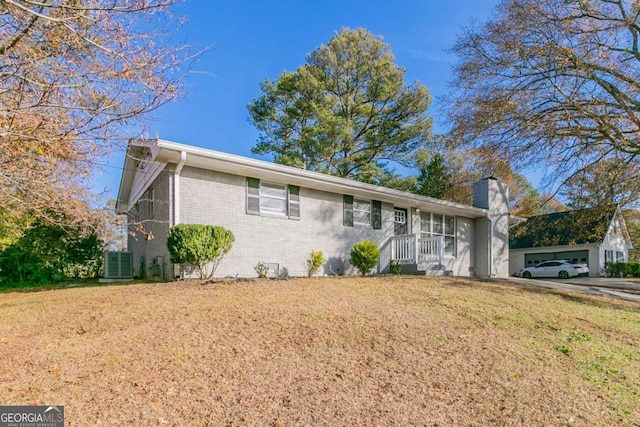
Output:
[[474, 277, 640, 313], [0, 279, 150, 294]]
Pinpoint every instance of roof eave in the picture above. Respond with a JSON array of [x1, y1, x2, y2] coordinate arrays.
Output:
[[146, 138, 489, 219], [510, 242, 601, 251]]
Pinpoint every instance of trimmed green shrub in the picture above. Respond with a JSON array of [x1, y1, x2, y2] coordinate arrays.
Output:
[[306, 250, 325, 277], [167, 224, 234, 279], [350, 240, 380, 276]]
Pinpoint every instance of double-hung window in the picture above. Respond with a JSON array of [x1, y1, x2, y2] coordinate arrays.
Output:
[[343, 196, 381, 229], [605, 250, 614, 264], [420, 211, 456, 257], [353, 199, 371, 225], [259, 182, 287, 215], [246, 178, 300, 219]]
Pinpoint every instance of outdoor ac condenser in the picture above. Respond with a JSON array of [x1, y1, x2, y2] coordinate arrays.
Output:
[[104, 251, 134, 279]]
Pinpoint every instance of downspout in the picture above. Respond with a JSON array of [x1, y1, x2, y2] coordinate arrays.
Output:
[[173, 151, 187, 226], [172, 151, 186, 280]]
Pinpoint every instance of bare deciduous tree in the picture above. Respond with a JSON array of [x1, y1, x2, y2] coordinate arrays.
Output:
[[559, 157, 640, 209], [0, 0, 199, 226], [448, 0, 640, 197]]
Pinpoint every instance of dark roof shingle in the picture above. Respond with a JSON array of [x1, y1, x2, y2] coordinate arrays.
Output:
[[510, 206, 617, 249]]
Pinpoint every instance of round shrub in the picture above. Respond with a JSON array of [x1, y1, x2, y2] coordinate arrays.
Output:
[[167, 224, 234, 279], [350, 239, 380, 276]]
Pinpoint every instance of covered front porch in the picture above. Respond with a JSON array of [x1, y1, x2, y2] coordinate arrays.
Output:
[[380, 233, 447, 275]]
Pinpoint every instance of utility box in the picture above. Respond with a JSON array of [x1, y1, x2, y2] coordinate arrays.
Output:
[[104, 251, 134, 279]]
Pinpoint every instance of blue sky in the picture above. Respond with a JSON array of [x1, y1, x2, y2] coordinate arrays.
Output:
[[94, 0, 505, 203]]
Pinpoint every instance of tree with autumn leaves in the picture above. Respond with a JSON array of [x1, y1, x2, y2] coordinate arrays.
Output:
[[447, 0, 639, 202], [0, 1, 198, 285], [446, 0, 640, 248], [1, 0, 197, 227]]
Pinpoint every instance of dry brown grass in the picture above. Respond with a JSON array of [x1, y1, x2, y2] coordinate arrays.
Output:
[[1, 276, 639, 426]]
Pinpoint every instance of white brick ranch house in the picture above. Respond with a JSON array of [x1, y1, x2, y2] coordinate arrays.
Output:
[[116, 139, 513, 280]]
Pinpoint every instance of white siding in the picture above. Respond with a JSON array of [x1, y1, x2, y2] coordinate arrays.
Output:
[[127, 167, 173, 280], [599, 215, 630, 274]]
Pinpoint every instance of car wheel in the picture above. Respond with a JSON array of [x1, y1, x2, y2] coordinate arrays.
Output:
[[523, 271, 532, 279], [558, 270, 569, 279]]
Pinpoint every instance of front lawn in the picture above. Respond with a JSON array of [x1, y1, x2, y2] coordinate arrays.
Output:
[[0, 276, 638, 426]]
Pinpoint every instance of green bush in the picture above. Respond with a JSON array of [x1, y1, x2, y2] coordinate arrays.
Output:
[[0, 218, 103, 287], [306, 250, 325, 277], [350, 240, 380, 276], [167, 224, 234, 279], [254, 262, 269, 278], [629, 262, 640, 277], [390, 260, 402, 275], [605, 262, 640, 278]]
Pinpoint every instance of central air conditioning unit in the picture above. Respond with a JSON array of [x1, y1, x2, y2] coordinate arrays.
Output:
[[104, 251, 134, 279]]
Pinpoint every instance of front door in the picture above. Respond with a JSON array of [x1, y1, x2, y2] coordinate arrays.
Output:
[[394, 208, 408, 235]]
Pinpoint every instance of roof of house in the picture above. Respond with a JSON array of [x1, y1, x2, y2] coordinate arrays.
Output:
[[510, 206, 620, 249], [117, 138, 492, 219]]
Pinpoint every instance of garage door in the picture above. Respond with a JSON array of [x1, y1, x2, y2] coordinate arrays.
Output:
[[524, 250, 589, 267]]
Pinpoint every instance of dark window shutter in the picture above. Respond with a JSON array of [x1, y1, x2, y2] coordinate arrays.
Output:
[[288, 185, 300, 220], [246, 177, 260, 215], [343, 195, 354, 226], [372, 200, 382, 229]]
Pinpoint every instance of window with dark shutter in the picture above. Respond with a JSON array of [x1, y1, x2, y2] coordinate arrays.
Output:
[[372, 200, 382, 229], [288, 185, 300, 220], [353, 199, 371, 225], [260, 182, 287, 214], [343, 195, 354, 226], [246, 177, 260, 215]]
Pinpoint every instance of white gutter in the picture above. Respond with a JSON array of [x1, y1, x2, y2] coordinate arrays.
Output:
[[141, 138, 489, 219], [173, 151, 187, 226]]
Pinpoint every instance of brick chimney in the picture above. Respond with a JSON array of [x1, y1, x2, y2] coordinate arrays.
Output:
[[473, 177, 510, 277]]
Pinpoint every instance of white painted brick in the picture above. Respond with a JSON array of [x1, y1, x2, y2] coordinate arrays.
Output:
[[129, 164, 484, 279]]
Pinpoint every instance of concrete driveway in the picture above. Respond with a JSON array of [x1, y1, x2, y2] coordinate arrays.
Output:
[[501, 276, 640, 303]]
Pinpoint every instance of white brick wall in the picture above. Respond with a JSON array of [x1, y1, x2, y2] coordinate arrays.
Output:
[[128, 164, 485, 279], [179, 166, 394, 277]]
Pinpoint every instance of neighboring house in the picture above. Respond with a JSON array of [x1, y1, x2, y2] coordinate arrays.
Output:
[[509, 206, 633, 277], [116, 139, 513, 279]]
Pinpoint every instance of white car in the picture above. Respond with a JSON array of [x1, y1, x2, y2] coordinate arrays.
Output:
[[519, 260, 589, 279]]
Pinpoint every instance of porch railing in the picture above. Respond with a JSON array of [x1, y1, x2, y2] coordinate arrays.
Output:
[[390, 233, 444, 265]]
